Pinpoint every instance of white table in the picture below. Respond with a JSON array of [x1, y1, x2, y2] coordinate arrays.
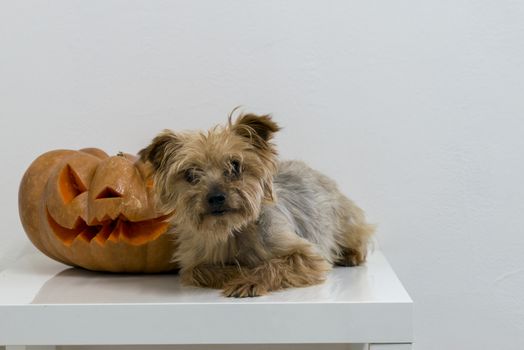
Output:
[[0, 249, 413, 350]]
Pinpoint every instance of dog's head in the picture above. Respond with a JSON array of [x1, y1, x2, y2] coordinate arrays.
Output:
[[139, 113, 280, 240]]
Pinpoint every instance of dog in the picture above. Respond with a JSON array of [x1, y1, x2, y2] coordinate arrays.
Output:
[[138, 113, 374, 297]]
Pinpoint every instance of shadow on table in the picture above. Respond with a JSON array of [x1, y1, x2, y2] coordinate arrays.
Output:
[[31, 265, 373, 304]]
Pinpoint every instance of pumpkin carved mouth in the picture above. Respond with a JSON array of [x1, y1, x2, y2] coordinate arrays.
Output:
[[47, 210, 171, 247]]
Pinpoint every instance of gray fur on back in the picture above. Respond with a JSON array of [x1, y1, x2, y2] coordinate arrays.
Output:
[[259, 160, 351, 263]]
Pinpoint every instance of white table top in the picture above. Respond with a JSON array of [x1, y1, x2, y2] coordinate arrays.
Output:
[[0, 249, 412, 345]]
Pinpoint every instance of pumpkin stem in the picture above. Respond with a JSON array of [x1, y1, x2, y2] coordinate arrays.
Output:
[[117, 151, 124, 157]]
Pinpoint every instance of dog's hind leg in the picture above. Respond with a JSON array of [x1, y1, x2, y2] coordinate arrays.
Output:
[[333, 198, 375, 267]]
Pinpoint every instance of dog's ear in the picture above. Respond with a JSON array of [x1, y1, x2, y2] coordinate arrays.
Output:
[[232, 114, 280, 148], [138, 130, 180, 172], [232, 114, 279, 203]]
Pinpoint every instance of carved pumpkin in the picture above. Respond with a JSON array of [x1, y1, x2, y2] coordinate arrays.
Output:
[[19, 148, 177, 273]]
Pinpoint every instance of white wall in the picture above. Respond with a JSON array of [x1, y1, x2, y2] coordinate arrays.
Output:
[[1, 1, 524, 349]]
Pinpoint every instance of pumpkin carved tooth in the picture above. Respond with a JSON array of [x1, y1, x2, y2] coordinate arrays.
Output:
[[19, 148, 177, 273], [76, 226, 98, 244], [89, 214, 112, 226], [93, 222, 116, 245], [108, 220, 124, 242]]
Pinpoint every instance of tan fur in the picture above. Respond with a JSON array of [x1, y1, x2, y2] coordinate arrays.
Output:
[[139, 113, 373, 297], [333, 197, 376, 267]]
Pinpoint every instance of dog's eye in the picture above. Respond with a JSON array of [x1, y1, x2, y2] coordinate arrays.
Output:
[[231, 160, 241, 175], [183, 169, 200, 185], [226, 159, 242, 179]]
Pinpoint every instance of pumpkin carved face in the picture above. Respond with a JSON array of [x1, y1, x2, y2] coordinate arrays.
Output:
[[19, 148, 177, 273]]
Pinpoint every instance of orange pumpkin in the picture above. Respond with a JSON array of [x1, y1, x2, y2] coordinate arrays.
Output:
[[18, 148, 177, 273]]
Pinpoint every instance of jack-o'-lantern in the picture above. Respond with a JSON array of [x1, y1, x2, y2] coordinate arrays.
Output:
[[19, 148, 177, 273]]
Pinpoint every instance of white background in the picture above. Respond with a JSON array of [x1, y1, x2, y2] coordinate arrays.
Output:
[[1, 1, 524, 349]]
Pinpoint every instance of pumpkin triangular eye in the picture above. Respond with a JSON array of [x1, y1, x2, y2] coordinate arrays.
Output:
[[96, 187, 122, 199], [60, 164, 87, 203]]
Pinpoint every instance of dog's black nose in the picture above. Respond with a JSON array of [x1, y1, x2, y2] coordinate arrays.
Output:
[[208, 192, 226, 207]]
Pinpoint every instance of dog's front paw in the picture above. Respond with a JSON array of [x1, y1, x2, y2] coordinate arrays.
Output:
[[222, 280, 268, 298]]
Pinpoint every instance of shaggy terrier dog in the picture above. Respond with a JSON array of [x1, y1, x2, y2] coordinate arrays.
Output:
[[139, 113, 374, 297]]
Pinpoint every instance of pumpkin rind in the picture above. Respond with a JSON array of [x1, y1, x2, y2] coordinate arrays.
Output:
[[19, 148, 177, 273]]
